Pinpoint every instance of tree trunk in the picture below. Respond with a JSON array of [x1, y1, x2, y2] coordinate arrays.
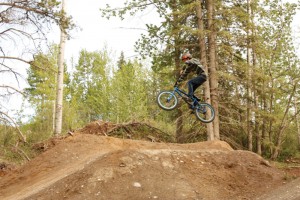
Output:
[[250, 3, 261, 154], [295, 97, 300, 150], [261, 73, 267, 154], [268, 54, 276, 156], [175, 52, 183, 142], [196, 0, 214, 141], [246, 0, 253, 151], [170, 0, 184, 142], [272, 83, 297, 159], [54, 0, 66, 135], [52, 100, 56, 132], [262, 99, 267, 153], [251, 8, 261, 154], [206, 0, 219, 140], [268, 78, 274, 155]]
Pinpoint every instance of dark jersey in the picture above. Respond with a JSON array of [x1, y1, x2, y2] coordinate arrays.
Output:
[[178, 58, 206, 82]]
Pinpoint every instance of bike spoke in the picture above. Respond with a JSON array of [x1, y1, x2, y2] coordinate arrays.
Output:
[[195, 103, 215, 123]]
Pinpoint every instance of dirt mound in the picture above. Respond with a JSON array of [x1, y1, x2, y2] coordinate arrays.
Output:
[[77, 120, 174, 142], [0, 121, 295, 200]]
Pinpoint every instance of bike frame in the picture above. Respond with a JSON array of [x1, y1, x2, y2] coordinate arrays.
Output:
[[173, 87, 187, 97], [157, 86, 215, 123], [172, 87, 199, 107]]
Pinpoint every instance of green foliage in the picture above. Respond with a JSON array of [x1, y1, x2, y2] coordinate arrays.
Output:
[[69, 49, 111, 123], [278, 126, 300, 160], [110, 59, 150, 122], [25, 45, 58, 134], [26, 55, 57, 104], [0, 125, 36, 164], [24, 44, 72, 134], [0, 126, 16, 147]]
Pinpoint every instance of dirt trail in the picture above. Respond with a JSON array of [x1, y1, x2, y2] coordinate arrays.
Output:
[[256, 178, 300, 200], [0, 121, 299, 200]]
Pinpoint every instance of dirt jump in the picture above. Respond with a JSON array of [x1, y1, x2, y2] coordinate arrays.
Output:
[[0, 120, 300, 200]]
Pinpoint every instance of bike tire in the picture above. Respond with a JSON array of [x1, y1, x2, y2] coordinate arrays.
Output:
[[195, 103, 215, 123], [157, 91, 178, 111]]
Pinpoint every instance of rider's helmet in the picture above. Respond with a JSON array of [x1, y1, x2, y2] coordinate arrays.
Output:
[[181, 53, 192, 61]]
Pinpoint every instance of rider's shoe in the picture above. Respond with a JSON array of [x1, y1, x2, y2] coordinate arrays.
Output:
[[193, 96, 200, 102]]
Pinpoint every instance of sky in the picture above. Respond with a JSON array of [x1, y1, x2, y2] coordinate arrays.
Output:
[[63, 0, 158, 63]]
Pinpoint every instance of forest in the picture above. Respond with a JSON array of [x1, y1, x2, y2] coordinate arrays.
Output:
[[0, 0, 300, 164]]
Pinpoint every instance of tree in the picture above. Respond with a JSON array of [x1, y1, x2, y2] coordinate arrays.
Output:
[[215, 0, 300, 157], [69, 49, 111, 124], [25, 44, 71, 134], [206, 0, 220, 139], [0, 0, 73, 140], [54, 0, 67, 135], [110, 58, 150, 123], [196, 0, 214, 141]]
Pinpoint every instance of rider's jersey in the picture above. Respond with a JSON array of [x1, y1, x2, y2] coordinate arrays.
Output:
[[178, 58, 206, 82]]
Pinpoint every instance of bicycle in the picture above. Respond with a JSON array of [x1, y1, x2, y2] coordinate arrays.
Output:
[[156, 83, 215, 123]]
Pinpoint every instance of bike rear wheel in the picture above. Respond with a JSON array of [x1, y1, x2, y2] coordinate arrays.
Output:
[[195, 103, 215, 123], [157, 91, 178, 110]]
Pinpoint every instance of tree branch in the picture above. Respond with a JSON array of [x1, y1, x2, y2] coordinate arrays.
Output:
[[0, 111, 26, 143], [0, 85, 25, 96]]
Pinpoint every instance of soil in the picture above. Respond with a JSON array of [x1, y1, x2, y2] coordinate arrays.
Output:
[[0, 120, 300, 200]]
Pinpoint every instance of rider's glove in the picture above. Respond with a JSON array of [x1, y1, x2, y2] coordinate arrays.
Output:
[[174, 81, 179, 87]]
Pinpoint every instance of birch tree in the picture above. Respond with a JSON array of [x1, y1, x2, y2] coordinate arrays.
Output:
[[54, 0, 67, 135], [0, 0, 73, 139]]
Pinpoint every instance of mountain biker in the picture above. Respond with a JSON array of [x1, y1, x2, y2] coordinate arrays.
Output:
[[176, 53, 207, 103]]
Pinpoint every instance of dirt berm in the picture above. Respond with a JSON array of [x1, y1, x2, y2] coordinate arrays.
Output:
[[0, 121, 299, 200]]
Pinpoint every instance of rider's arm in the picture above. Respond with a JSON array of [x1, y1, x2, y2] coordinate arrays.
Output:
[[178, 63, 192, 83]]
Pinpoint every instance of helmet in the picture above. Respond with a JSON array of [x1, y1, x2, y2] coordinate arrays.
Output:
[[181, 53, 192, 61]]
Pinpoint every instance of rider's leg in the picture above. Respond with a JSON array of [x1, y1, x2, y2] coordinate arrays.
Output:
[[187, 74, 207, 98]]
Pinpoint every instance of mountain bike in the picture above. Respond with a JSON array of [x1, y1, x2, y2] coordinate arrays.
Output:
[[157, 84, 215, 123]]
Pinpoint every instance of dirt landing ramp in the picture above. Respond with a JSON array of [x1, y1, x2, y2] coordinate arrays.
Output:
[[0, 134, 286, 200]]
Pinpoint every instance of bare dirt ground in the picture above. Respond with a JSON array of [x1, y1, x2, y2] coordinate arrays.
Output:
[[0, 120, 300, 200]]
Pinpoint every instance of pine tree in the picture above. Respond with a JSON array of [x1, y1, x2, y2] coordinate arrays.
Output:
[[26, 45, 58, 133], [110, 58, 149, 123], [69, 49, 111, 123]]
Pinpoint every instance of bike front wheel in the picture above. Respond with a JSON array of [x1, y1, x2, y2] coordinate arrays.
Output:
[[157, 91, 178, 111], [195, 103, 215, 123]]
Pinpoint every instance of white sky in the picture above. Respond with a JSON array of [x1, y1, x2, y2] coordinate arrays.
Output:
[[63, 0, 158, 63]]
